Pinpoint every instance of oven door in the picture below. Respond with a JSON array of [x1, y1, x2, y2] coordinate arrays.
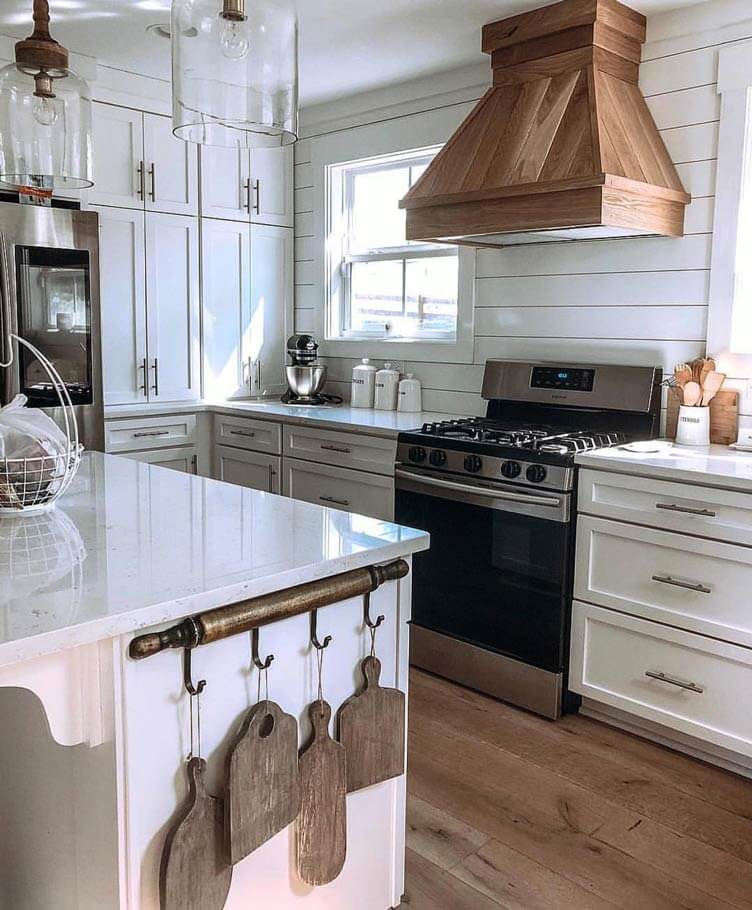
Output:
[[395, 467, 573, 673]]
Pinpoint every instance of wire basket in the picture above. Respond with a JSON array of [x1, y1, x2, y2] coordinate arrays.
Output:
[[0, 333, 82, 514]]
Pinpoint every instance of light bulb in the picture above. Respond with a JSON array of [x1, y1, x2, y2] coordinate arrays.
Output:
[[32, 95, 58, 127], [219, 18, 249, 60]]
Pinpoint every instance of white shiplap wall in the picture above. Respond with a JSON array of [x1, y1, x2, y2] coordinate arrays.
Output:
[[293, 1, 752, 424]]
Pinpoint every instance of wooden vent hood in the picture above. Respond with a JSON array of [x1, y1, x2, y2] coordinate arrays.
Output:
[[399, 0, 690, 247]]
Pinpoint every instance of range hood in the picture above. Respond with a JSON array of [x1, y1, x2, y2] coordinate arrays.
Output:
[[399, 0, 690, 248]]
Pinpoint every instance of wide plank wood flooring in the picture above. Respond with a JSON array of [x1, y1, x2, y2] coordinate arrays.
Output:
[[400, 670, 752, 910]]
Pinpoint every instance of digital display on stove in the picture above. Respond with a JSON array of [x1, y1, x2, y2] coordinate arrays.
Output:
[[530, 366, 595, 392]]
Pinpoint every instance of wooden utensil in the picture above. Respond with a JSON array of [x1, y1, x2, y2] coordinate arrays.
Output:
[[225, 700, 301, 864], [699, 357, 716, 389], [701, 370, 726, 406], [296, 700, 347, 886], [337, 656, 405, 793], [673, 363, 692, 388], [690, 358, 704, 383], [160, 758, 233, 910], [667, 389, 739, 445], [682, 381, 702, 406]]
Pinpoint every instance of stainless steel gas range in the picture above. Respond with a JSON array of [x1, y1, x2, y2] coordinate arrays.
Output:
[[395, 360, 662, 719]]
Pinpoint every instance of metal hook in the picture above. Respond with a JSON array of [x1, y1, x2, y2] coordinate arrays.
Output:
[[182, 625, 206, 698], [363, 591, 385, 631], [310, 610, 332, 651], [251, 627, 275, 670]]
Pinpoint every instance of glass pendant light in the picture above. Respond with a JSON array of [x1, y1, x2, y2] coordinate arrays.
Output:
[[172, 0, 298, 148], [0, 0, 92, 190]]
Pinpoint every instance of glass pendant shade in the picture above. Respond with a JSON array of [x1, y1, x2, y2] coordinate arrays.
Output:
[[0, 0, 92, 190], [172, 0, 299, 148]]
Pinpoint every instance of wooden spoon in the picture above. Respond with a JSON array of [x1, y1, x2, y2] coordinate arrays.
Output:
[[701, 370, 725, 406], [673, 363, 692, 388], [690, 358, 705, 383], [683, 381, 702, 406], [699, 357, 716, 388]]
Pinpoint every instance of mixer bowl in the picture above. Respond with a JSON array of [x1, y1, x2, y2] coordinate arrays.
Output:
[[286, 364, 327, 398]]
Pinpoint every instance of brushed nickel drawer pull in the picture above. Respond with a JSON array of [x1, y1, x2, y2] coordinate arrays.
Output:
[[652, 574, 711, 595], [321, 444, 351, 454], [656, 503, 716, 517], [645, 670, 704, 694], [320, 495, 350, 506], [133, 430, 170, 438], [230, 430, 256, 438]]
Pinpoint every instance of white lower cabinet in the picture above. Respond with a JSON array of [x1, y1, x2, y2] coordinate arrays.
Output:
[[122, 445, 199, 474], [216, 445, 281, 494], [282, 457, 394, 521]]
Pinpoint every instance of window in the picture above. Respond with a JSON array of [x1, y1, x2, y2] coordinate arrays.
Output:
[[326, 148, 459, 343]]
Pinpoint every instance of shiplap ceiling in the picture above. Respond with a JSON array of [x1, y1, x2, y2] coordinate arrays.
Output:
[[1, 0, 707, 106]]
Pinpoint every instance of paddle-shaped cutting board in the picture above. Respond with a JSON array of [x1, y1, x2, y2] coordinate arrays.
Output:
[[225, 700, 301, 864], [296, 700, 347, 886], [160, 757, 233, 910], [337, 655, 406, 793]]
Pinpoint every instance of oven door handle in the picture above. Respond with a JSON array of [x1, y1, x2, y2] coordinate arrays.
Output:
[[0, 231, 12, 368], [395, 468, 563, 508]]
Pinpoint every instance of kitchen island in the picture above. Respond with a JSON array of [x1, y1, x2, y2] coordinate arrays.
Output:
[[0, 452, 428, 909]]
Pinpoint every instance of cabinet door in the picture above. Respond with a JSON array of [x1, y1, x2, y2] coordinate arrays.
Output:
[[89, 103, 144, 208], [250, 146, 293, 227], [248, 224, 293, 397], [200, 146, 251, 221], [215, 445, 281, 493], [122, 445, 199, 474], [143, 113, 199, 216], [202, 219, 251, 400], [145, 213, 201, 402], [94, 206, 148, 405]]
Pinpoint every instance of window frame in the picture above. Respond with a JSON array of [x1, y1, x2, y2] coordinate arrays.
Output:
[[707, 39, 752, 373], [310, 105, 476, 364]]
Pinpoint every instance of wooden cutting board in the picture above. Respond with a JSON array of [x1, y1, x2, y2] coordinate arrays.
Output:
[[296, 700, 347, 886], [160, 757, 233, 910], [337, 656, 406, 793], [225, 700, 301, 864], [666, 389, 739, 445]]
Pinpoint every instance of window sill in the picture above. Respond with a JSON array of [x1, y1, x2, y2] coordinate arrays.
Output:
[[316, 334, 473, 364]]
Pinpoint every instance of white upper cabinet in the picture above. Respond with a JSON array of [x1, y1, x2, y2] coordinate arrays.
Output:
[[200, 146, 251, 222], [143, 113, 199, 216], [90, 104, 144, 209], [95, 206, 148, 405], [89, 103, 198, 215], [249, 224, 293, 397], [202, 219, 251, 399], [145, 213, 201, 402], [250, 146, 294, 227]]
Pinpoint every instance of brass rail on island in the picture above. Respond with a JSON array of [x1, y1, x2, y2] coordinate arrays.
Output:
[[128, 558, 410, 660]]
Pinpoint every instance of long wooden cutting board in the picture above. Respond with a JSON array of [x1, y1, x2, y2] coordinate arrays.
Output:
[[337, 655, 405, 793], [160, 757, 233, 910], [296, 700, 347, 886], [225, 700, 301, 864]]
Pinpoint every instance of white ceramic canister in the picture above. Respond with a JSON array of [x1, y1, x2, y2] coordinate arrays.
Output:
[[351, 357, 377, 408], [675, 405, 710, 446], [397, 373, 422, 412], [374, 362, 400, 410]]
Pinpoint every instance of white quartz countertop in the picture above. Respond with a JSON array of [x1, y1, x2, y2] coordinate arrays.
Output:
[[576, 443, 752, 492], [0, 452, 429, 669], [104, 400, 461, 438]]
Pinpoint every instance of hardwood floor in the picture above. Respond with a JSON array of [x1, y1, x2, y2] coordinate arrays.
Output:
[[400, 670, 752, 910]]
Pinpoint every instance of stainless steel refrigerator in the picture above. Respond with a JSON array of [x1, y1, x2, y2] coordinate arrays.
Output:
[[0, 201, 104, 450]]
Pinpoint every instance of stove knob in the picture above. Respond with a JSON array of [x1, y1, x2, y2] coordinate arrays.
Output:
[[429, 449, 447, 467], [408, 446, 427, 464], [526, 464, 547, 484], [501, 460, 521, 479], [463, 455, 483, 474]]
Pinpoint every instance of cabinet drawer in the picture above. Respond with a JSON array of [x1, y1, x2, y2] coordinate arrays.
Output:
[[215, 445, 280, 494], [214, 414, 281, 455], [570, 600, 752, 757], [282, 458, 394, 521], [121, 445, 199, 474], [106, 414, 197, 452], [579, 468, 752, 545], [283, 425, 396, 476], [575, 515, 752, 647]]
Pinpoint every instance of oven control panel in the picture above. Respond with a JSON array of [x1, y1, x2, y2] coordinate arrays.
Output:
[[530, 366, 595, 392]]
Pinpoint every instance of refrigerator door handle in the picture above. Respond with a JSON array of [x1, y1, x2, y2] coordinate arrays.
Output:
[[0, 231, 13, 369]]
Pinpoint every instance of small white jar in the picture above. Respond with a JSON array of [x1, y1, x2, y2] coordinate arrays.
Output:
[[675, 405, 710, 446], [374, 362, 400, 410], [397, 374, 422, 412], [351, 358, 377, 408]]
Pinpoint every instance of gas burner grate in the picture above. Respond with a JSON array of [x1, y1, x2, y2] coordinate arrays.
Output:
[[418, 420, 627, 454]]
